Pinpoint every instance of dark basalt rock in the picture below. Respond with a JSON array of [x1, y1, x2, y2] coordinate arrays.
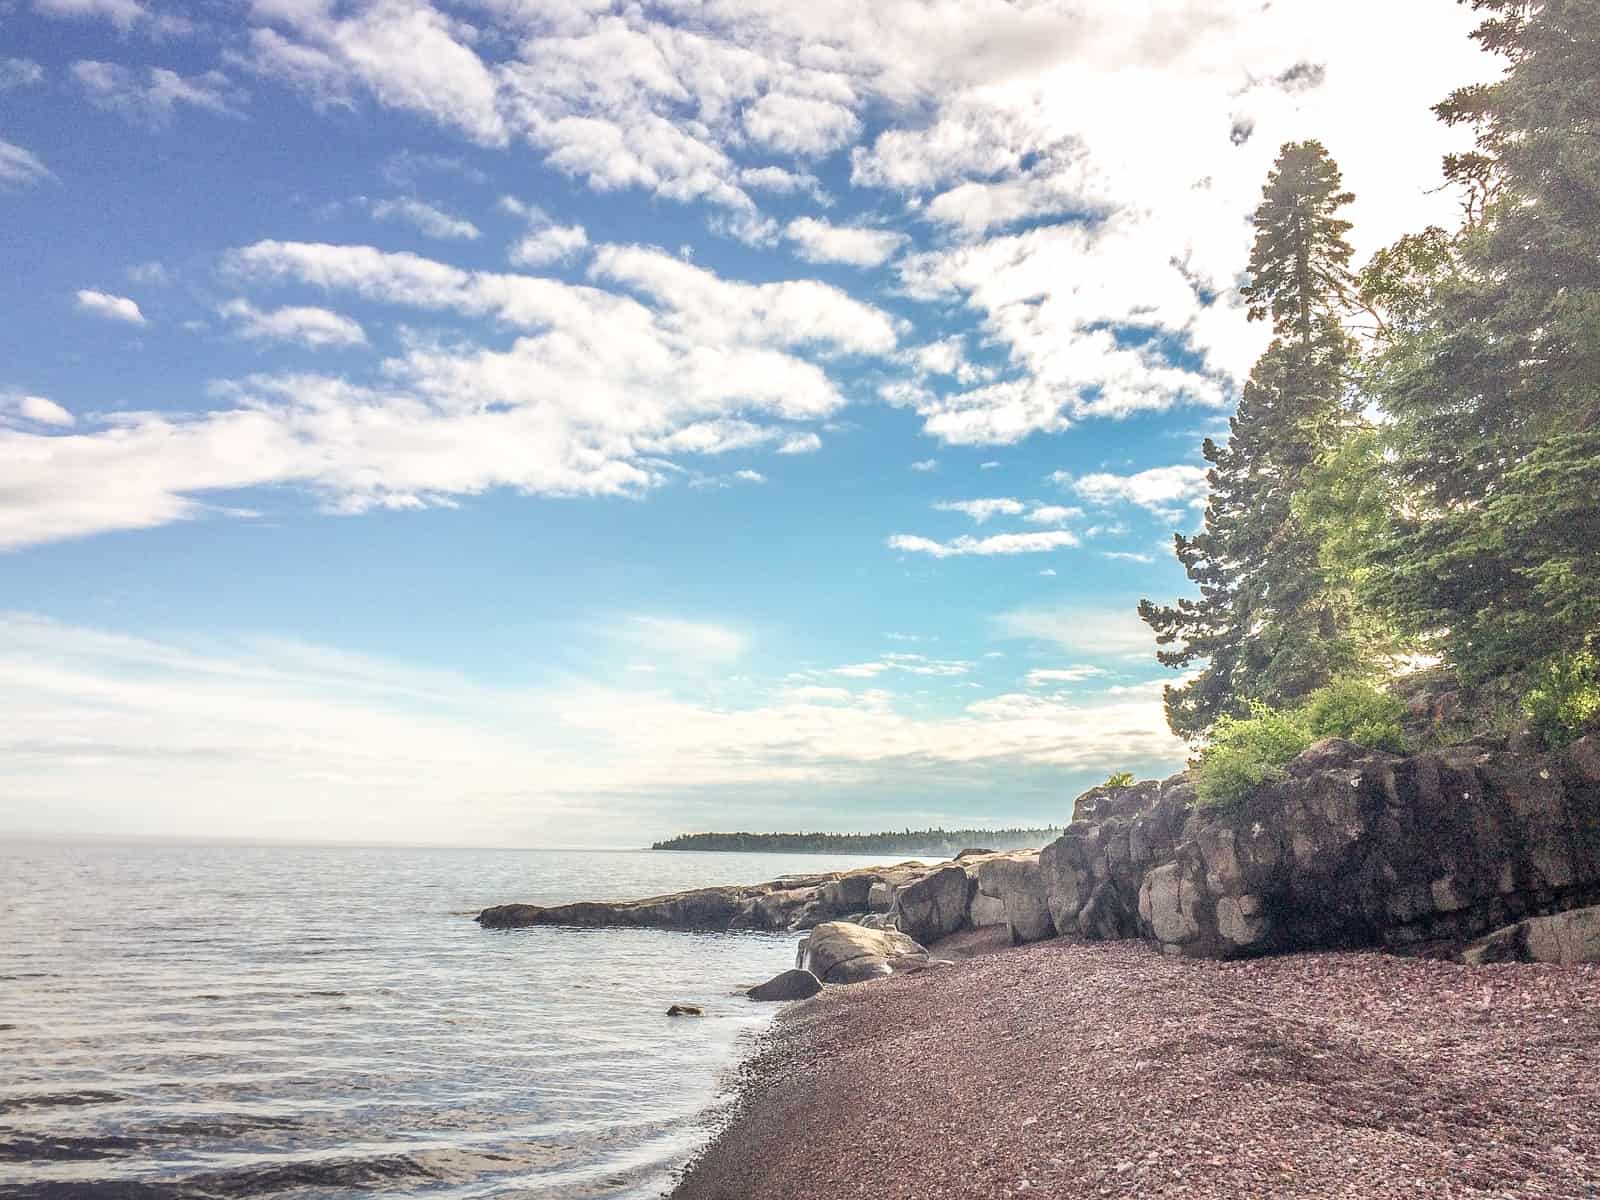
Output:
[[1036, 734, 1600, 960], [747, 969, 824, 1002]]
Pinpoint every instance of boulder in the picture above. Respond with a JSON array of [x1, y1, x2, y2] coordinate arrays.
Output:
[[1040, 776, 1192, 939], [797, 921, 930, 984], [1461, 905, 1600, 966], [888, 865, 974, 944], [666, 1004, 704, 1016], [747, 968, 825, 1001], [976, 852, 1054, 944]]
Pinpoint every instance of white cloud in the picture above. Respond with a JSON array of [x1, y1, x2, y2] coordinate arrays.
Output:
[[1065, 464, 1209, 518], [828, 653, 971, 679], [218, 299, 367, 349], [910, 458, 937, 472], [733, 468, 765, 483], [888, 530, 1078, 558], [933, 497, 1025, 524], [1025, 504, 1080, 525], [1103, 550, 1156, 564], [0, 613, 1186, 845], [1038, 568, 1056, 576], [2, 395, 76, 427], [777, 432, 822, 455], [743, 90, 860, 157], [34, 0, 188, 35], [0, 139, 54, 188], [993, 604, 1156, 658], [370, 197, 481, 240], [784, 216, 906, 268], [1025, 665, 1107, 687], [740, 165, 826, 200], [510, 223, 589, 268], [0, 239, 897, 548], [75, 289, 146, 324], [244, 0, 506, 145], [0, 58, 45, 89], [71, 61, 244, 126]]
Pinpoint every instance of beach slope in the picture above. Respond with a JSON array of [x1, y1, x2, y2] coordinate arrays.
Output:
[[674, 939, 1600, 1199]]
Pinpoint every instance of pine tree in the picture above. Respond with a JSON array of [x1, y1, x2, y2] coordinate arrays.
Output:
[[1365, 0, 1600, 679], [1140, 142, 1364, 738]]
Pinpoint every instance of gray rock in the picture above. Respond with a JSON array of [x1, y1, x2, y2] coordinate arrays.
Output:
[[746, 968, 824, 1001], [976, 853, 1054, 944], [889, 864, 973, 944], [1462, 905, 1600, 966], [796, 921, 930, 984]]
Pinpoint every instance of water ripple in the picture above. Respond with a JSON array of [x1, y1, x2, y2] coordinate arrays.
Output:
[[0, 841, 891, 1199]]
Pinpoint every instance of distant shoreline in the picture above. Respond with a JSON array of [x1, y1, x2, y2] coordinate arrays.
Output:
[[650, 829, 1065, 856]]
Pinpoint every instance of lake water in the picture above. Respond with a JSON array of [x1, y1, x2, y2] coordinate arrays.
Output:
[[0, 841, 901, 1199]]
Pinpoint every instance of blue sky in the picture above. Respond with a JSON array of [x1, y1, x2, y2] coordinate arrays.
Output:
[[0, 0, 1489, 847]]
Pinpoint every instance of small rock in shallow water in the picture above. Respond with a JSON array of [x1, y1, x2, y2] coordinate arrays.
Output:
[[747, 969, 824, 1002], [666, 1003, 704, 1017]]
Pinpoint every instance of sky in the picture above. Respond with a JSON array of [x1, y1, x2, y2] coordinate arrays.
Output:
[[0, 0, 1494, 848]]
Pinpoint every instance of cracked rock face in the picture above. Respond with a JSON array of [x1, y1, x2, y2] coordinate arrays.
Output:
[[1042, 734, 1600, 959], [887, 864, 974, 945]]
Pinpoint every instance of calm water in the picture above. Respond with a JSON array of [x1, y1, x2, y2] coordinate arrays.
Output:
[[0, 841, 896, 1199]]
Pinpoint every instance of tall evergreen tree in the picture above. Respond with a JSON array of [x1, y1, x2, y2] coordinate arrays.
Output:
[[1140, 142, 1364, 738], [1365, 0, 1600, 679]]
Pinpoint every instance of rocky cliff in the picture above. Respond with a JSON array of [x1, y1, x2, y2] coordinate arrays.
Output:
[[1014, 733, 1600, 959], [478, 733, 1600, 966]]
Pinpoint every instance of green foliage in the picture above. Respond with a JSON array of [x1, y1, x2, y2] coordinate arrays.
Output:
[[1141, 141, 1367, 739], [1192, 702, 1313, 810], [1301, 679, 1409, 753], [1522, 651, 1600, 749], [1102, 771, 1135, 789], [1362, 1, 1600, 681]]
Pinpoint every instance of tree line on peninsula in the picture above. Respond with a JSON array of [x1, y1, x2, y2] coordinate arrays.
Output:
[[1139, 0, 1600, 806], [652, 828, 1065, 856]]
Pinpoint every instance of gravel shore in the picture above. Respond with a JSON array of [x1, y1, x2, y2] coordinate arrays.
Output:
[[673, 935, 1600, 1199]]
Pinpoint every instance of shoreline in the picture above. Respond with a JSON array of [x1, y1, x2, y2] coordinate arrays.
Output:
[[673, 936, 1600, 1200]]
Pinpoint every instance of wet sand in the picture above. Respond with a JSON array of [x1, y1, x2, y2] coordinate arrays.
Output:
[[675, 936, 1600, 1199]]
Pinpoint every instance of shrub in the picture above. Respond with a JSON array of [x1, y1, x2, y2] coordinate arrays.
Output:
[[1193, 702, 1313, 810], [1523, 650, 1600, 749], [1102, 771, 1135, 789], [1300, 678, 1409, 753]]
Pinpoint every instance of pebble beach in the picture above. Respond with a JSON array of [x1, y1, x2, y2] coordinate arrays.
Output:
[[674, 935, 1600, 1200]]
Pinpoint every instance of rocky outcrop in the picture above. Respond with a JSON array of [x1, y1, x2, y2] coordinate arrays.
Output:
[[1461, 905, 1600, 966], [1036, 733, 1600, 959], [478, 860, 939, 933], [747, 968, 825, 1001], [975, 852, 1053, 944], [478, 850, 1050, 938], [888, 864, 974, 944], [797, 922, 931, 984]]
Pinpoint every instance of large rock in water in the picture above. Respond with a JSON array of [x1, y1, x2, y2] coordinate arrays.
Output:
[[797, 921, 930, 984], [888, 864, 974, 944], [1461, 905, 1600, 966], [747, 968, 825, 1001], [1040, 733, 1600, 959]]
